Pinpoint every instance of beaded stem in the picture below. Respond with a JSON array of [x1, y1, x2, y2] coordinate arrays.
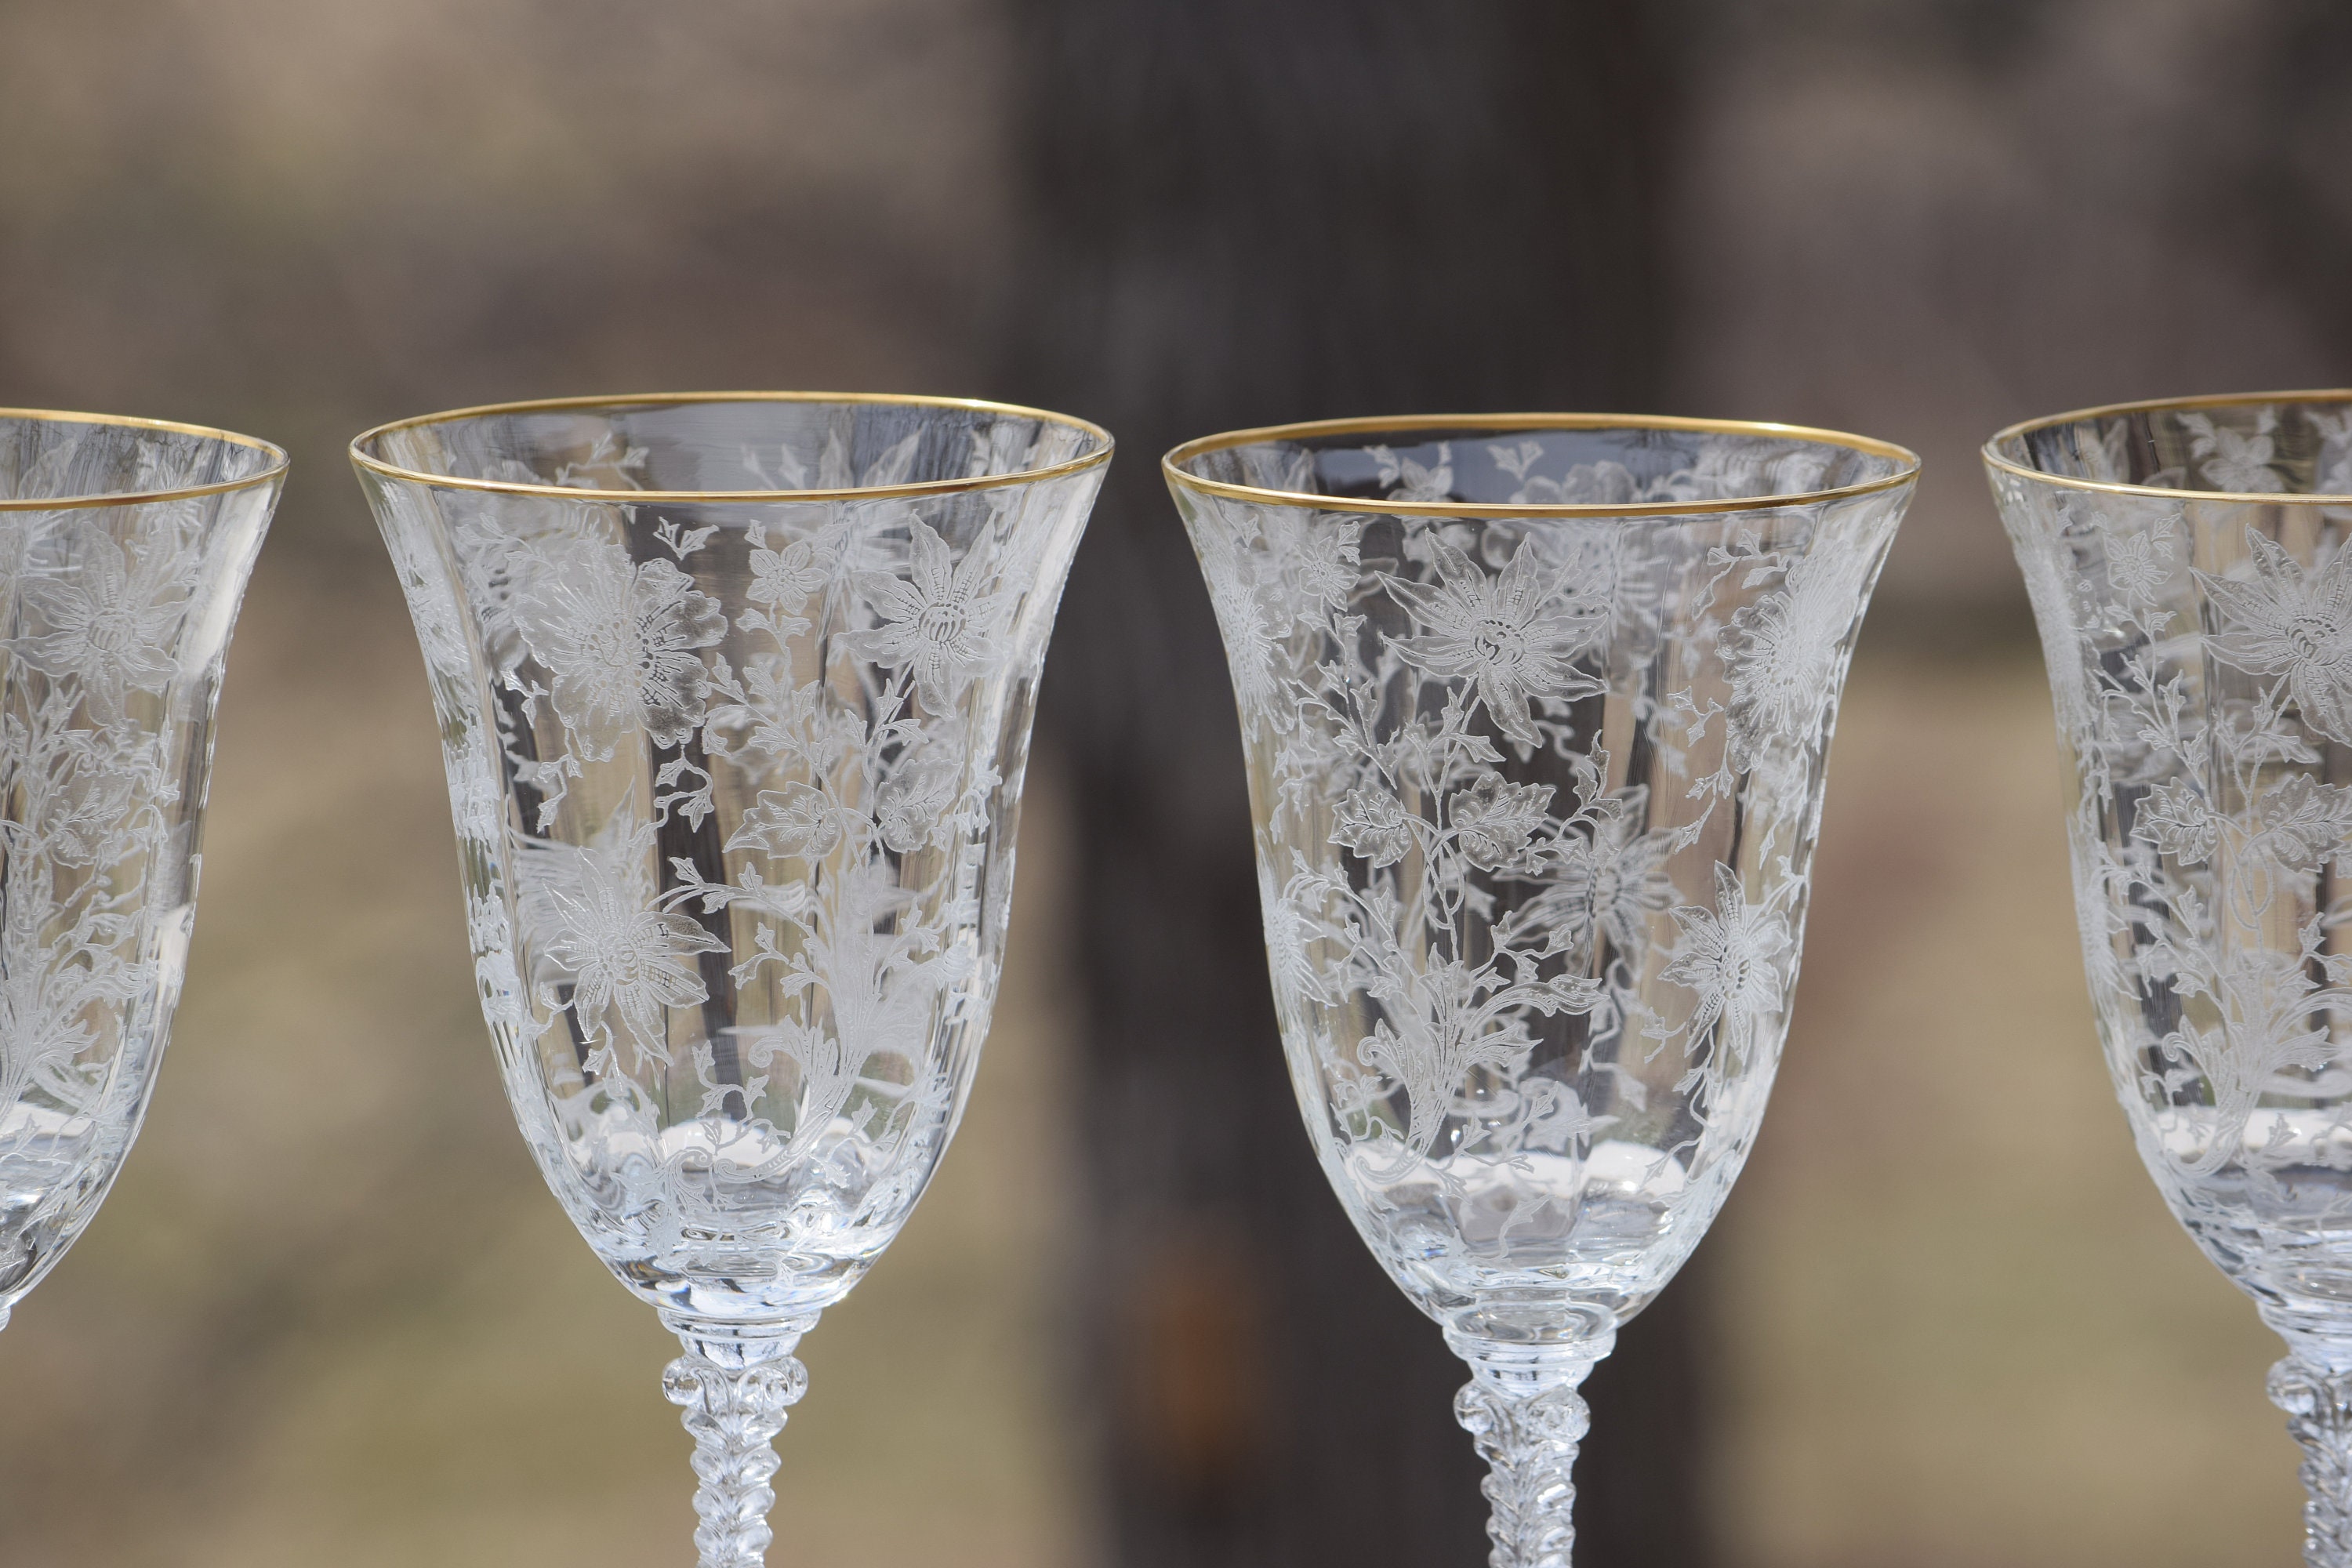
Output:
[[1448, 1330, 1612, 1568], [2271, 1354, 2352, 1566], [661, 1316, 818, 1568]]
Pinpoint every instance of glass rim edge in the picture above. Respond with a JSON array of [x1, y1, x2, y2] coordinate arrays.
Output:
[[347, 390, 1116, 504], [1160, 410, 1922, 518], [1983, 387, 2352, 506], [0, 407, 289, 511]]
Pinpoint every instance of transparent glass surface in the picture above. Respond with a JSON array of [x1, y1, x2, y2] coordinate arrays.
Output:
[[355, 394, 1105, 1568], [1991, 392, 2352, 1562], [1171, 415, 1914, 1568], [0, 412, 284, 1334]]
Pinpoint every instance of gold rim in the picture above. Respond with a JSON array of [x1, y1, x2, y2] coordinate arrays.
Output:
[[350, 390, 1114, 503], [1163, 412, 1920, 517], [0, 407, 287, 511], [1984, 388, 2352, 505]]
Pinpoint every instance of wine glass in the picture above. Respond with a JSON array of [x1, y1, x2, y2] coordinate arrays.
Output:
[[1167, 414, 1915, 1566], [1990, 391, 2352, 1563], [352, 393, 1108, 1568], [0, 409, 285, 1336]]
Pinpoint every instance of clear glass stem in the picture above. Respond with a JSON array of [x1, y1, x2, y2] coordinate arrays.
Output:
[[1447, 1330, 1614, 1568], [661, 1313, 818, 1568], [2272, 1353, 2352, 1566]]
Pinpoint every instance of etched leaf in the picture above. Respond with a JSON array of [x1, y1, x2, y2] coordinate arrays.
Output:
[[2134, 777, 2220, 864], [1448, 774, 1552, 869], [1331, 786, 1414, 866], [727, 784, 845, 860]]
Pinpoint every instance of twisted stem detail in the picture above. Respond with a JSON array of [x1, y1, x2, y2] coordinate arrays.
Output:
[[662, 1316, 818, 1568], [2272, 1354, 2352, 1566], [1450, 1333, 1610, 1568]]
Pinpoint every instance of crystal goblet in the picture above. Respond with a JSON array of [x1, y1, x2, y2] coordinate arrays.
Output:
[[0, 409, 285, 1336], [1991, 391, 2352, 1563], [1168, 414, 1915, 1566], [353, 394, 1107, 1568]]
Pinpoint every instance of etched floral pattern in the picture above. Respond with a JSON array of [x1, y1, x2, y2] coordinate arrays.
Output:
[[18, 519, 194, 721], [2202, 530, 2352, 746], [1174, 419, 1910, 1568], [1994, 394, 2352, 1568], [1659, 865, 1796, 1065], [0, 415, 281, 1337], [847, 519, 1014, 710], [361, 397, 1103, 1568], [521, 816, 728, 1065], [1386, 535, 1603, 746], [513, 537, 728, 752]]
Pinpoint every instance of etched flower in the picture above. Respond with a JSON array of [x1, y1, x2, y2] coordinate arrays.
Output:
[[2184, 412, 2285, 492], [1661, 864, 1792, 1055], [1492, 435, 1648, 506], [521, 818, 727, 1055], [1264, 509, 1363, 612], [1446, 774, 1552, 870], [2250, 774, 2352, 872], [1519, 521, 1662, 666], [1200, 555, 1283, 722], [18, 520, 189, 720], [1331, 784, 1414, 866], [1553, 788, 1679, 956], [2199, 527, 2352, 744], [746, 532, 829, 635], [1679, 438, 1836, 504], [1369, 442, 1455, 502], [850, 521, 1011, 710], [1719, 545, 1867, 766], [874, 757, 962, 853], [514, 539, 726, 752], [726, 782, 845, 860], [1387, 535, 1602, 746], [2094, 503, 2180, 605], [2133, 777, 2220, 865]]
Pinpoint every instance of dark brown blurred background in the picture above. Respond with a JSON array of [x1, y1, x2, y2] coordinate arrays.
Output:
[[0, 1, 2347, 1564]]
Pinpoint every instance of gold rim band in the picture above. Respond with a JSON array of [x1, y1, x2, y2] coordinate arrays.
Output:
[[350, 390, 1114, 503], [1984, 388, 2352, 505], [0, 407, 288, 511], [1162, 412, 1920, 518]]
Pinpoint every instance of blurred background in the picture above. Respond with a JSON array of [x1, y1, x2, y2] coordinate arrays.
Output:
[[0, 0, 2347, 1564]]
